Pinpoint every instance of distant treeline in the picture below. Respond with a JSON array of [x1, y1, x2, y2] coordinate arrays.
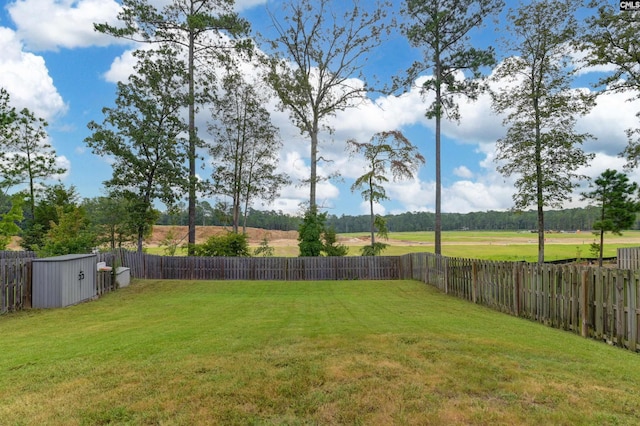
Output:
[[157, 206, 624, 233]]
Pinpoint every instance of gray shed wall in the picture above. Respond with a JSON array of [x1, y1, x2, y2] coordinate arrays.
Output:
[[32, 254, 97, 308]]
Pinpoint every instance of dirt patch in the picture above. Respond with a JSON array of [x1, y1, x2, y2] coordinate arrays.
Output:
[[149, 226, 299, 247]]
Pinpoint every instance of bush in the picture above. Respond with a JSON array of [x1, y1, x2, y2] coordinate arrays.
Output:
[[298, 208, 325, 257], [192, 232, 250, 257], [322, 227, 348, 256], [360, 242, 389, 256]]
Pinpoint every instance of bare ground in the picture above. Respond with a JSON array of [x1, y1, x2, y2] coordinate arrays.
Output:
[[151, 227, 640, 248], [148, 226, 300, 247]]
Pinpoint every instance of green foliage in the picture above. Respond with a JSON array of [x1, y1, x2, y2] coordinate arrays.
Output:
[[161, 228, 181, 256], [360, 216, 390, 256], [0, 195, 23, 250], [0, 94, 66, 215], [583, 169, 640, 235], [321, 227, 348, 257], [400, 0, 503, 120], [85, 47, 189, 252], [39, 206, 97, 257], [254, 236, 275, 257], [83, 194, 140, 249], [491, 0, 595, 264], [298, 208, 325, 257], [298, 208, 348, 257], [192, 232, 250, 257], [0, 88, 16, 131], [582, 169, 640, 265], [208, 70, 289, 233], [95, 0, 252, 253], [582, 2, 640, 169], [348, 131, 424, 252], [374, 215, 389, 240], [360, 242, 389, 257], [20, 184, 82, 252]]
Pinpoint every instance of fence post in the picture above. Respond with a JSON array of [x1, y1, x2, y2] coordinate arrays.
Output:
[[443, 256, 449, 294], [627, 270, 637, 351], [23, 260, 33, 309], [472, 261, 478, 303], [513, 262, 521, 317], [581, 270, 589, 338], [615, 270, 625, 347]]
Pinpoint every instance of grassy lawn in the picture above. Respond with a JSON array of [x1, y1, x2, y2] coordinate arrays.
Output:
[[2, 280, 640, 424]]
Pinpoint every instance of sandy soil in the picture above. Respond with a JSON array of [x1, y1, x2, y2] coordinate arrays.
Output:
[[148, 226, 300, 247]]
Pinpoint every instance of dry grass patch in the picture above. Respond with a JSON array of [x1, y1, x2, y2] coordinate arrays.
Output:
[[1, 280, 640, 424]]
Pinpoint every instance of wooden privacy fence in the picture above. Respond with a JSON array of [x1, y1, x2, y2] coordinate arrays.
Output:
[[117, 251, 402, 281], [618, 247, 640, 270], [0, 252, 36, 314], [408, 253, 640, 353]]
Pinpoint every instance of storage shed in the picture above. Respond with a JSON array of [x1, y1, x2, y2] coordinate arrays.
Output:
[[32, 254, 97, 308]]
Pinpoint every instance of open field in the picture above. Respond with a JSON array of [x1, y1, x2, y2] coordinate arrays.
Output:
[[144, 226, 640, 261], [2, 279, 640, 424]]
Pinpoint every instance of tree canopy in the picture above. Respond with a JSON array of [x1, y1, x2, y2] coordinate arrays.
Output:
[[491, 0, 595, 264], [95, 0, 251, 254], [264, 0, 391, 210], [85, 47, 189, 252], [582, 169, 640, 266], [399, 0, 504, 255]]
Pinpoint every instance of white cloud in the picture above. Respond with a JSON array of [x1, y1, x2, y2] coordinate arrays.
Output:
[[235, 0, 267, 11], [6, 0, 267, 52], [359, 201, 385, 216], [579, 91, 640, 155], [453, 166, 473, 179], [444, 180, 512, 213], [8, 0, 123, 51], [103, 48, 141, 83], [0, 27, 67, 119], [54, 154, 71, 180]]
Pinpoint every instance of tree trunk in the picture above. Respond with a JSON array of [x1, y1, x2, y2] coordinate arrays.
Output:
[[369, 194, 375, 247], [434, 60, 442, 256], [137, 226, 144, 253], [598, 229, 604, 267], [310, 125, 319, 210], [187, 26, 197, 255], [533, 87, 544, 265]]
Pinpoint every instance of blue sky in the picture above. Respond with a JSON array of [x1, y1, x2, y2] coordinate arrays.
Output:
[[0, 0, 638, 217]]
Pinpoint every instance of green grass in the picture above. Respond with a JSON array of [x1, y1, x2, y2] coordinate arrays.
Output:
[[2, 280, 640, 424]]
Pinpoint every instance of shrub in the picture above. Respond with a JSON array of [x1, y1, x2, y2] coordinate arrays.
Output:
[[192, 232, 250, 257]]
